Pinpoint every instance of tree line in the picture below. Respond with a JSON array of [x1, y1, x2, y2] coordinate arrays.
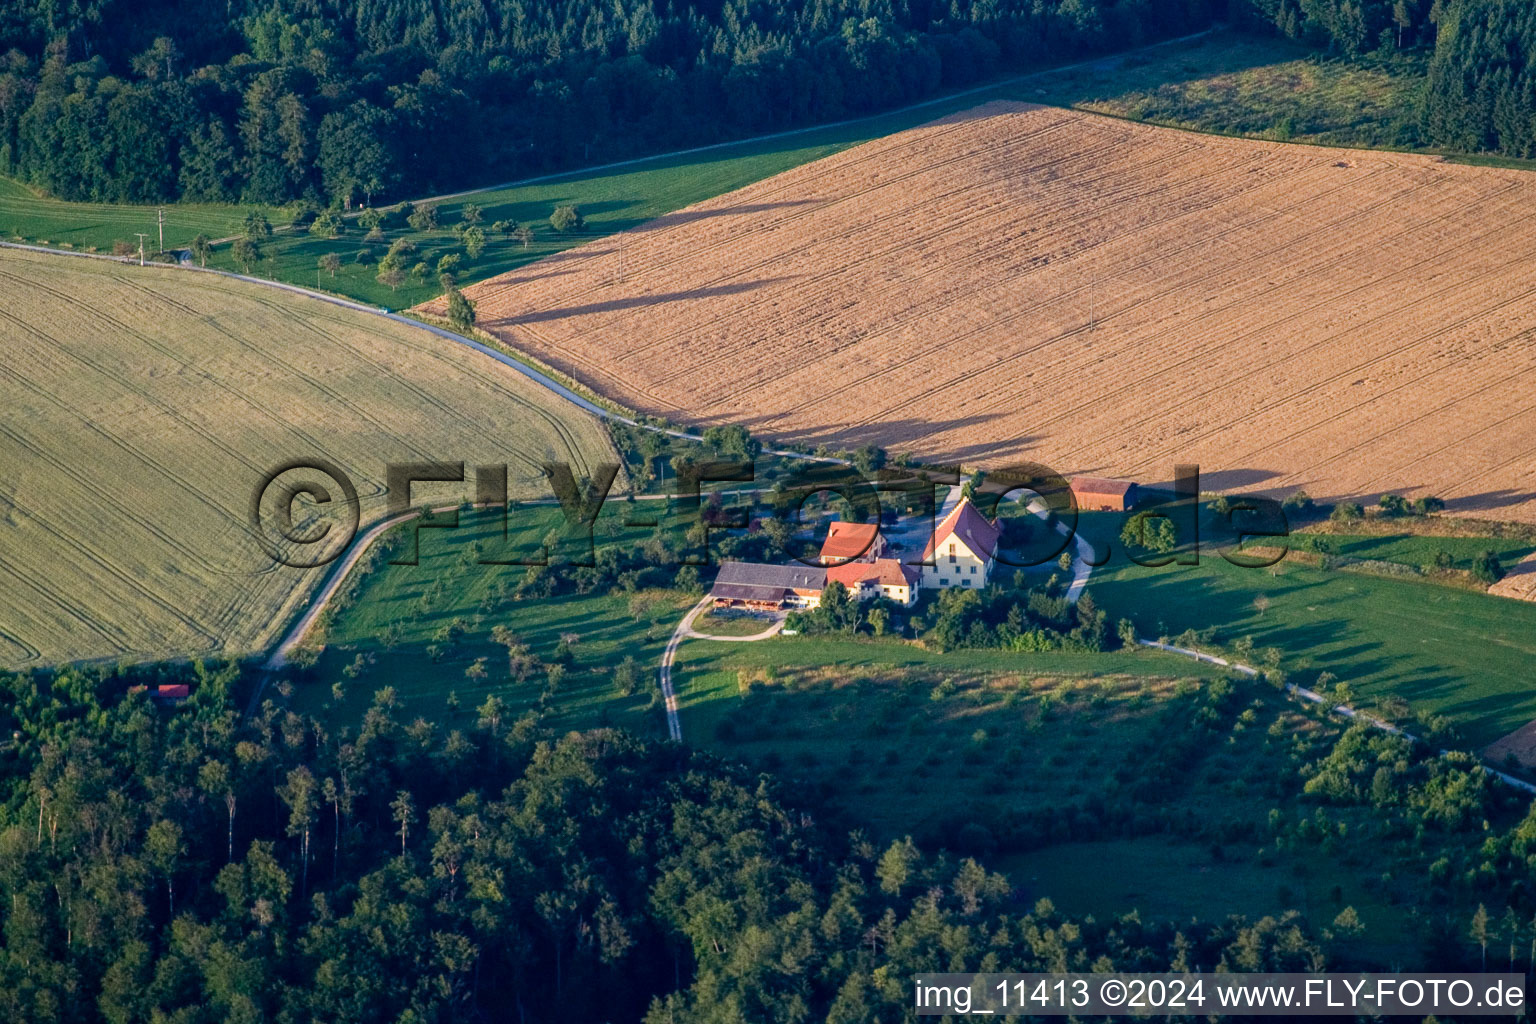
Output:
[[1, 0, 1532, 210], [0, 0, 1224, 205]]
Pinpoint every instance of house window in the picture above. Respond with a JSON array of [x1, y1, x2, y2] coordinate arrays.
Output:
[[969, 565, 976, 575], [948, 551, 956, 563]]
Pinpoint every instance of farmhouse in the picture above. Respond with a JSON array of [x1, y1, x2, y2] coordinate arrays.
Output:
[[826, 558, 922, 607], [921, 497, 1001, 590], [1070, 476, 1138, 512], [710, 561, 827, 611], [818, 520, 886, 564], [711, 496, 1005, 611]]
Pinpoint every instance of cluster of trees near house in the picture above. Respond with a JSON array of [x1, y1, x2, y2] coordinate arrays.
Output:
[[789, 567, 1113, 652]]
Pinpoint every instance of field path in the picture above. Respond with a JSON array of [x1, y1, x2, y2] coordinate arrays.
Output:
[[1140, 638, 1536, 795], [657, 598, 789, 742]]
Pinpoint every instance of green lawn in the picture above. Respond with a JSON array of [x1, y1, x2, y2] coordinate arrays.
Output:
[[1076, 511, 1536, 747], [1005, 837, 1405, 961], [672, 640, 1428, 961], [671, 642, 1224, 833]]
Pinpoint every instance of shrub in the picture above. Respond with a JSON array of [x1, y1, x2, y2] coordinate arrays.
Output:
[[1471, 550, 1504, 584], [1282, 489, 1314, 513], [1330, 502, 1364, 523], [550, 204, 584, 232]]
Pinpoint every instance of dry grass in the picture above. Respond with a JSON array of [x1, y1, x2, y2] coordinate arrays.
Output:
[[437, 101, 1536, 523], [0, 250, 615, 668]]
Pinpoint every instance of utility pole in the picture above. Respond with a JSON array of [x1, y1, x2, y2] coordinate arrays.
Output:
[[157, 208, 164, 254], [134, 233, 149, 266]]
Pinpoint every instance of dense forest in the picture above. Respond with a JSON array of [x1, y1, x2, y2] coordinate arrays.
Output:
[[0, 0, 1223, 205], [0, 654, 1532, 1020]]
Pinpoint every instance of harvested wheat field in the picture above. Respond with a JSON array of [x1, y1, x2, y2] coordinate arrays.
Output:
[[0, 249, 614, 668], [434, 101, 1536, 523]]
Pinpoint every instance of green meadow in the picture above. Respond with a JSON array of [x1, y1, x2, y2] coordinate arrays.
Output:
[[0, 175, 271, 252], [1072, 510, 1536, 748], [291, 503, 691, 734]]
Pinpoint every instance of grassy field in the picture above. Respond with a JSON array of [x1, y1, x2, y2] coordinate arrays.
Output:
[[0, 176, 270, 253], [1060, 36, 1428, 150], [1074, 511, 1536, 747], [0, 248, 615, 668], [1291, 531, 1536, 572]]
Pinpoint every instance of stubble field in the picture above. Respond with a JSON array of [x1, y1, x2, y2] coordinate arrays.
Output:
[[440, 101, 1536, 523], [0, 250, 614, 668]]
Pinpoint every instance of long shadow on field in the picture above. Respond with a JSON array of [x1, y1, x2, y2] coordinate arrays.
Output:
[[487, 276, 800, 325], [728, 410, 1035, 466], [636, 200, 820, 232], [1448, 487, 1536, 515]]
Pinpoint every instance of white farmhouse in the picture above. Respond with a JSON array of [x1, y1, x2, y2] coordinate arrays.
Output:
[[920, 496, 1001, 590]]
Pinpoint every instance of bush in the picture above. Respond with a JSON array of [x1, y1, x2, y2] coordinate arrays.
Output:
[[1471, 550, 1504, 584], [1330, 502, 1364, 523], [550, 204, 584, 232], [1281, 489, 1314, 514]]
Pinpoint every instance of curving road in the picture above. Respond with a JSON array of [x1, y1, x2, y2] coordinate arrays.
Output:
[[657, 597, 788, 741]]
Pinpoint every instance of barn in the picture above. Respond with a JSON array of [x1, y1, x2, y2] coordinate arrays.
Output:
[[1070, 476, 1139, 512], [709, 561, 827, 611]]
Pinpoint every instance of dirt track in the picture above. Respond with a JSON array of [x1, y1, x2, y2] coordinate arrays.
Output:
[[432, 102, 1536, 522]]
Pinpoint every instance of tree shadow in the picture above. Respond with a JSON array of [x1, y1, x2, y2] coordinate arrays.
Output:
[[486, 276, 801, 325]]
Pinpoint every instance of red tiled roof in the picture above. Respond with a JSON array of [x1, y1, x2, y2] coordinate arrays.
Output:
[[826, 557, 919, 589], [154, 684, 190, 699], [922, 497, 1001, 562], [1070, 476, 1135, 498], [819, 520, 881, 561]]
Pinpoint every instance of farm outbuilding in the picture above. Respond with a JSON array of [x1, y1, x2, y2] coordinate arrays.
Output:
[[709, 561, 827, 611], [818, 520, 886, 564], [1070, 476, 1138, 512]]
